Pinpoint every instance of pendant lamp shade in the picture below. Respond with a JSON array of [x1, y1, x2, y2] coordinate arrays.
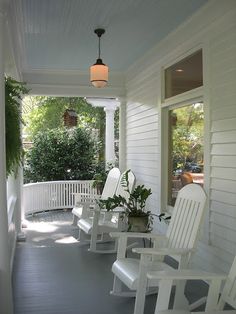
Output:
[[90, 29, 109, 88], [90, 58, 108, 88]]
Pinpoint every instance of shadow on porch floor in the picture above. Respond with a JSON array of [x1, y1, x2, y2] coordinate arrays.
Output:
[[13, 209, 208, 314]]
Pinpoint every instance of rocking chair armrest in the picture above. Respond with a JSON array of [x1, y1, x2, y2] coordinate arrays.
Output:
[[110, 232, 167, 240], [147, 269, 227, 281], [112, 206, 125, 212], [73, 192, 100, 206], [132, 247, 195, 256], [97, 207, 125, 214]]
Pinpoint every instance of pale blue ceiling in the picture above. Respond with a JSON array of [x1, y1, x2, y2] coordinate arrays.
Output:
[[17, 0, 208, 71]]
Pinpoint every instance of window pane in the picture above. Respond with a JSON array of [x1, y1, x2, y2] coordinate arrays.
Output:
[[168, 103, 204, 206], [165, 50, 203, 98]]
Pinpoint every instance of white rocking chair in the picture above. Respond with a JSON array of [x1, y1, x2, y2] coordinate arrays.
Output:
[[110, 183, 207, 314], [77, 169, 136, 253], [149, 255, 236, 314], [72, 167, 121, 225]]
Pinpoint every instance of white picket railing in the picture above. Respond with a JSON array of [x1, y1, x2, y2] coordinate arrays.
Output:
[[23, 180, 98, 215]]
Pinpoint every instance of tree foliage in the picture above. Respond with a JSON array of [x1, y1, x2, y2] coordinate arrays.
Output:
[[23, 96, 120, 182], [23, 96, 107, 161], [23, 96, 105, 137], [24, 128, 97, 183], [171, 103, 204, 173]]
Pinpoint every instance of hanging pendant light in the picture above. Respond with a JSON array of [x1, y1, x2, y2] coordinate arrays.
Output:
[[90, 28, 109, 88]]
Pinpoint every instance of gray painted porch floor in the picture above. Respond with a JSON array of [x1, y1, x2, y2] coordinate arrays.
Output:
[[12, 209, 208, 314]]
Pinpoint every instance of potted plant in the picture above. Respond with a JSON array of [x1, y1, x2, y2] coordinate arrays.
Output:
[[98, 170, 153, 232], [5, 76, 28, 176]]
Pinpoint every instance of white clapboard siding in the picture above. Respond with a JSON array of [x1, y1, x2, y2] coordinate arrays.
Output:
[[209, 7, 236, 270], [211, 168, 236, 181], [211, 118, 236, 132], [210, 211, 236, 232], [211, 200, 236, 217], [127, 153, 159, 161], [211, 190, 236, 206], [210, 224, 236, 245], [211, 178, 236, 194], [212, 105, 236, 121], [211, 156, 236, 168], [210, 233, 236, 256], [126, 159, 158, 170], [127, 130, 157, 141], [125, 1, 236, 273], [126, 72, 159, 215], [211, 131, 236, 144]]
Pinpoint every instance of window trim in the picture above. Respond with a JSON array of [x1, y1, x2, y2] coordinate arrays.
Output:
[[161, 97, 204, 213], [159, 44, 210, 245]]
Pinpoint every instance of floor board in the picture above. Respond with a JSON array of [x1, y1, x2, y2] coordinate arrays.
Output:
[[12, 210, 208, 314]]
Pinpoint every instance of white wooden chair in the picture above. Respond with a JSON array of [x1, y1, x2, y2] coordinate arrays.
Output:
[[149, 255, 236, 314], [77, 170, 136, 253], [72, 167, 121, 225], [110, 183, 207, 314]]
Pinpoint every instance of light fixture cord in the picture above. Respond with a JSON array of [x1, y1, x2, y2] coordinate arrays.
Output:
[[98, 36, 101, 59]]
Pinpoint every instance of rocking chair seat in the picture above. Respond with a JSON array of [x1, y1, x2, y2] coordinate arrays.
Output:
[[72, 206, 84, 218], [112, 258, 173, 290], [78, 215, 123, 235], [77, 217, 94, 234]]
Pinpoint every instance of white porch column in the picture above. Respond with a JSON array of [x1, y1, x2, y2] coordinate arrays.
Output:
[[0, 10, 14, 314], [118, 99, 126, 172], [86, 98, 119, 165], [104, 104, 117, 164]]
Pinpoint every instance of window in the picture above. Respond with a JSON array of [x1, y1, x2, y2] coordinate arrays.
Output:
[[168, 102, 204, 206], [165, 50, 203, 99]]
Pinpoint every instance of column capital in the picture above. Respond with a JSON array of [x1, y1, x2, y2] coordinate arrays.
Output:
[[86, 97, 120, 109], [103, 103, 117, 113]]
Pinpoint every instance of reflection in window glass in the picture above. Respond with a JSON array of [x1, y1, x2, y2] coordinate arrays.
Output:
[[165, 50, 203, 98], [168, 103, 204, 206]]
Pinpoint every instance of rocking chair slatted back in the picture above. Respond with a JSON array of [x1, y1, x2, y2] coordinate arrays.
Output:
[[166, 183, 206, 253], [101, 167, 121, 200]]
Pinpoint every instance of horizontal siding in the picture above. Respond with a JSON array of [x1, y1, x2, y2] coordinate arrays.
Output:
[[209, 9, 236, 269], [127, 130, 157, 141], [127, 153, 159, 161], [211, 200, 236, 219], [211, 168, 236, 180], [210, 211, 236, 231], [212, 105, 236, 121], [211, 178, 236, 194], [211, 190, 236, 206], [126, 72, 160, 216], [211, 118, 236, 132], [211, 155, 236, 168], [211, 130, 236, 144]]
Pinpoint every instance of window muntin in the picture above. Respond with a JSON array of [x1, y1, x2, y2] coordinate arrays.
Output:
[[168, 102, 204, 206], [165, 50, 203, 99]]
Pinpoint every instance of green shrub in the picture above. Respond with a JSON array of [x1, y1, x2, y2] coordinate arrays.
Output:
[[24, 127, 97, 183]]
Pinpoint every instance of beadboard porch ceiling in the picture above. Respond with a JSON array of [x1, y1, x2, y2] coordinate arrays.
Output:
[[5, 0, 208, 97]]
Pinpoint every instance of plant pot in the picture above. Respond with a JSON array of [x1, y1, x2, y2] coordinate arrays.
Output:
[[128, 215, 149, 232]]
